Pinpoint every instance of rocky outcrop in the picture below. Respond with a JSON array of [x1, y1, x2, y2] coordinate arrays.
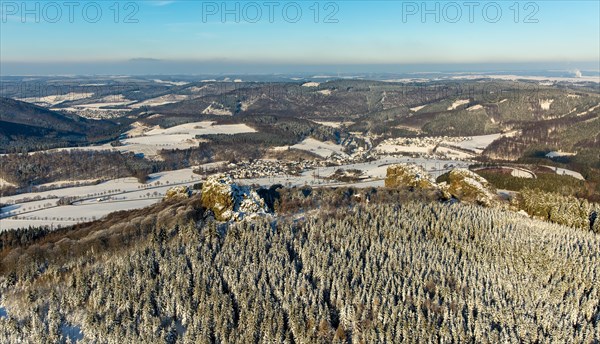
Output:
[[385, 164, 498, 207], [443, 168, 497, 207], [384, 164, 436, 190], [201, 174, 269, 221], [163, 186, 192, 201]]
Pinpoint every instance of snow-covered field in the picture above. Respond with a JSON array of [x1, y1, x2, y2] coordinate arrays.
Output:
[[142, 121, 255, 136], [288, 138, 347, 158], [442, 134, 503, 154], [130, 94, 188, 108], [19, 92, 93, 106], [435, 146, 475, 159], [302, 82, 320, 87], [542, 166, 585, 181], [0, 168, 203, 232], [38, 121, 256, 159]]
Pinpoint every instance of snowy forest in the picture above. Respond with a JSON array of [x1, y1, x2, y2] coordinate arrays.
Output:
[[0, 189, 599, 343]]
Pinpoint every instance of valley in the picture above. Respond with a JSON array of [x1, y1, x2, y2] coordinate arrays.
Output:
[[1, 76, 598, 230]]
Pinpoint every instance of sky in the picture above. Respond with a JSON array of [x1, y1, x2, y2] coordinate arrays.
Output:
[[1, 0, 599, 75]]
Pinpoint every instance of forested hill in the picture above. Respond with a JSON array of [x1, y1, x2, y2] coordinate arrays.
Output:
[[0, 98, 121, 153], [0, 190, 598, 343]]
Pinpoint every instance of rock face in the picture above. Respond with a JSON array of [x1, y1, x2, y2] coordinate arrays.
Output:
[[201, 174, 269, 221], [444, 168, 497, 207], [385, 164, 436, 190], [163, 186, 192, 201]]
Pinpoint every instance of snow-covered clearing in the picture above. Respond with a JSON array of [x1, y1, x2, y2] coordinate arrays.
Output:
[[410, 105, 427, 112], [540, 99, 554, 110], [447, 99, 469, 110], [317, 90, 332, 95]]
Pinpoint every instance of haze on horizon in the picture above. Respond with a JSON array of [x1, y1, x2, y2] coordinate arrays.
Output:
[[1, 0, 599, 75]]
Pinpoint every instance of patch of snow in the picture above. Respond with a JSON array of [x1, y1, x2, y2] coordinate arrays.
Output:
[[130, 94, 188, 108], [317, 89, 332, 95], [410, 105, 427, 112], [539, 99, 554, 110], [576, 103, 600, 116], [313, 121, 354, 128], [467, 104, 483, 111], [0, 177, 16, 188], [302, 82, 320, 87], [202, 102, 233, 116], [546, 151, 577, 158], [152, 79, 189, 86], [447, 99, 469, 110]]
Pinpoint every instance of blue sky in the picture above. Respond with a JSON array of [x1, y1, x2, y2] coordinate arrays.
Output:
[[1, 1, 599, 74]]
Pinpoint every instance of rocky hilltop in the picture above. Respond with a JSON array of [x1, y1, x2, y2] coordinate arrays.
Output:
[[201, 174, 269, 221], [386, 164, 498, 206]]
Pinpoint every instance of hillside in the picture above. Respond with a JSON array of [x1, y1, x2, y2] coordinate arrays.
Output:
[[0, 189, 598, 343], [0, 98, 121, 153]]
